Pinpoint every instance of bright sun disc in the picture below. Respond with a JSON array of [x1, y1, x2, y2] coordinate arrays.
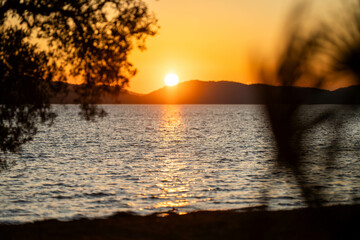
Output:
[[164, 74, 179, 86]]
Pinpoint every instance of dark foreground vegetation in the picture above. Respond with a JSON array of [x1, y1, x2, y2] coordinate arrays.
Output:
[[0, 205, 358, 240]]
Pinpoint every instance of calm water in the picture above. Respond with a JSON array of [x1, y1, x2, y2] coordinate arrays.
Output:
[[0, 105, 359, 223]]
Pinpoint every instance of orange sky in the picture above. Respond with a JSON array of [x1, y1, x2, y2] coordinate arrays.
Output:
[[128, 0, 340, 94]]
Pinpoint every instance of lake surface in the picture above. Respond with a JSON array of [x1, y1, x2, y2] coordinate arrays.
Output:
[[0, 105, 359, 223]]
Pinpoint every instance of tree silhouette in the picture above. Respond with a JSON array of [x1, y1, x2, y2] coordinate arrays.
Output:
[[0, 28, 59, 157], [0, 0, 157, 166], [260, 1, 360, 207]]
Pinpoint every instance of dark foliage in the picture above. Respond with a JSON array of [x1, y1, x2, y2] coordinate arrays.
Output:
[[261, 1, 360, 207], [0, 0, 157, 164], [0, 28, 60, 155]]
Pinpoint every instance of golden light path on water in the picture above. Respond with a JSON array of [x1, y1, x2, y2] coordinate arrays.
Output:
[[153, 105, 191, 211], [131, 105, 296, 214]]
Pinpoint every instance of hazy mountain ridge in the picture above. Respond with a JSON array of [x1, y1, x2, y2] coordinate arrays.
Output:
[[50, 80, 360, 104]]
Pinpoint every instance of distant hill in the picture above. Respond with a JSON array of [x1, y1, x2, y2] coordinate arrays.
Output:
[[51, 80, 360, 104]]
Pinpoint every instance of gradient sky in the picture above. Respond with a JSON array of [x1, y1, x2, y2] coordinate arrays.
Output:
[[128, 0, 339, 94]]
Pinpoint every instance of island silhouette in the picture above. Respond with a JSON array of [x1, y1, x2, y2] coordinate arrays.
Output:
[[52, 80, 360, 104]]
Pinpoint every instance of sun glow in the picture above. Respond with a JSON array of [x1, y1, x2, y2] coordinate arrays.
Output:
[[164, 74, 179, 86]]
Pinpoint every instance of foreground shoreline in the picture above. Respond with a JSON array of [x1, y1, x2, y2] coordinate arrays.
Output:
[[0, 205, 359, 240]]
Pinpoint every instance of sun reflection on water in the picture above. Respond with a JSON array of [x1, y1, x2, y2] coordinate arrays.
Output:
[[150, 105, 193, 210], [159, 105, 183, 144]]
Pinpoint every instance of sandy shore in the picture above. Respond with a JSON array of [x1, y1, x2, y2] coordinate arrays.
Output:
[[0, 205, 358, 240]]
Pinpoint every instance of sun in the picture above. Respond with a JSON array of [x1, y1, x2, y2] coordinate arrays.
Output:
[[164, 73, 179, 87]]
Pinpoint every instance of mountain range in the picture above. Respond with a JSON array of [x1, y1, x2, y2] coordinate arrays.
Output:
[[51, 80, 360, 104]]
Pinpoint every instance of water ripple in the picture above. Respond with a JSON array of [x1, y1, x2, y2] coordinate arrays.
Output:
[[0, 105, 359, 223]]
